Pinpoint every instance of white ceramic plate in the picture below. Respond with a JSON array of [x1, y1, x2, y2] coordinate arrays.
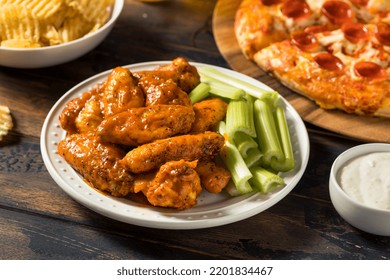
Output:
[[41, 61, 310, 229]]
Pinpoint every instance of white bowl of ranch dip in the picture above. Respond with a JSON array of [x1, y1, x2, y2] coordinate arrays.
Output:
[[329, 143, 390, 236]]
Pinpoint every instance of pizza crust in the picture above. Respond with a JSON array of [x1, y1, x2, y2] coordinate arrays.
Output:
[[375, 99, 390, 118]]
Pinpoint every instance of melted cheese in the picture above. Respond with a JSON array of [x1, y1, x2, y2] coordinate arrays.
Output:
[[316, 29, 344, 47], [306, 0, 327, 11], [315, 24, 390, 80], [274, 1, 323, 33]]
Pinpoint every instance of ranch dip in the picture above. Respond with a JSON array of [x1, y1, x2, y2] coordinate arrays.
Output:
[[338, 152, 390, 211]]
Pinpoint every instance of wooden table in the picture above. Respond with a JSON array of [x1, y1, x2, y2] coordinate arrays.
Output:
[[1, 0, 389, 260]]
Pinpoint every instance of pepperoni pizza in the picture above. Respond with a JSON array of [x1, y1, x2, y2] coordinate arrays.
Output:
[[235, 0, 390, 117]]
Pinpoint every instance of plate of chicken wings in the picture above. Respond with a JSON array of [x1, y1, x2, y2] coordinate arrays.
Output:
[[41, 58, 310, 229]]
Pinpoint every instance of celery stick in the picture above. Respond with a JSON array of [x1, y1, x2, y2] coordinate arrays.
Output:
[[244, 147, 263, 168], [271, 105, 295, 172], [234, 131, 258, 158], [189, 82, 210, 104], [217, 122, 253, 195], [243, 93, 256, 136], [216, 119, 228, 135], [222, 142, 253, 194], [253, 99, 285, 166], [225, 181, 252, 197], [200, 73, 244, 100], [198, 67, 279, 99], [249, 166, 285, 194], [226, 97, 256, 139]]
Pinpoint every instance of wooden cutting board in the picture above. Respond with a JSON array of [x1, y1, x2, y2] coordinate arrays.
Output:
[[212, 0, 390, 143]]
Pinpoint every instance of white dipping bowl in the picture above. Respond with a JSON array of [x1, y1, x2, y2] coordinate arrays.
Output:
[[329, 143, 390, 236], [0, 0, 124, 68]]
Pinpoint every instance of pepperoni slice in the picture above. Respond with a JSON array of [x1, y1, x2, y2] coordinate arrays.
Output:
[[342, 23, 370, 43], [314, 53, 344, 73], [281, 0, 311, 20], [322, 1, 355, 26], [304, 25, 329, 34], [291, 32, 319, 52], [260, 0, 284, 5], [375, 23, 390, 46], [354, 61, 388, 81], [349, 0, 369, 6]]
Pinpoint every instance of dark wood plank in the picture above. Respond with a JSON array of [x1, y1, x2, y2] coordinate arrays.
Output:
[[0, 207, 218, 260]]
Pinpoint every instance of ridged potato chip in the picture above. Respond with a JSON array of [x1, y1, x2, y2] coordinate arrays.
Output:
[[0, 105, 13, 141], [0, 5, 40, 47], [1, 0, 67, 22], [1, 39, 41, 48], [58, 16, 93, 43], [0, 0, 115, 48], [66, 0, 114, 25], [27, 0, 63, 20]]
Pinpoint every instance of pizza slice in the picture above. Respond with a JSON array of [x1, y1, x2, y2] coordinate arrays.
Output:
[[235, 0, 390, 117], [254, 41, 390, 117], [235, 0, 389, 58]]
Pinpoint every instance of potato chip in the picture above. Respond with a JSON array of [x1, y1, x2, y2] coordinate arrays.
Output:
[[0, 0, 63, 20], [58, 0, 114, 43], [40, 25, 62, 46], [1, 39, 41, 48], [0, 105, 13, 141], [0, 0, 22, 6], [0, 5, 40, 47], [26, 0, 63, 20], [58, 16, 93, 43], [66, 0, 114, 25]]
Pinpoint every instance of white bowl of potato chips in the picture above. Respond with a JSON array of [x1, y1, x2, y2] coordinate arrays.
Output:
[[0, 0, 124, 68]]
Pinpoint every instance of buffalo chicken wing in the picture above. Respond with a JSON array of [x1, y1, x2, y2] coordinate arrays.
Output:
[[75, 94, 104, 134], [57, 133, 134, 197], [59, 84, 103, 134], [135, 57, 200, 94], [145, 160, 202, 210], [142, 79, 192, 107], [97, 104, 195, 146], [102, 67, 145, 117], [195, 161, 231, 193], [190, 98, 228, 133], [120, 132, 225, 174]]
